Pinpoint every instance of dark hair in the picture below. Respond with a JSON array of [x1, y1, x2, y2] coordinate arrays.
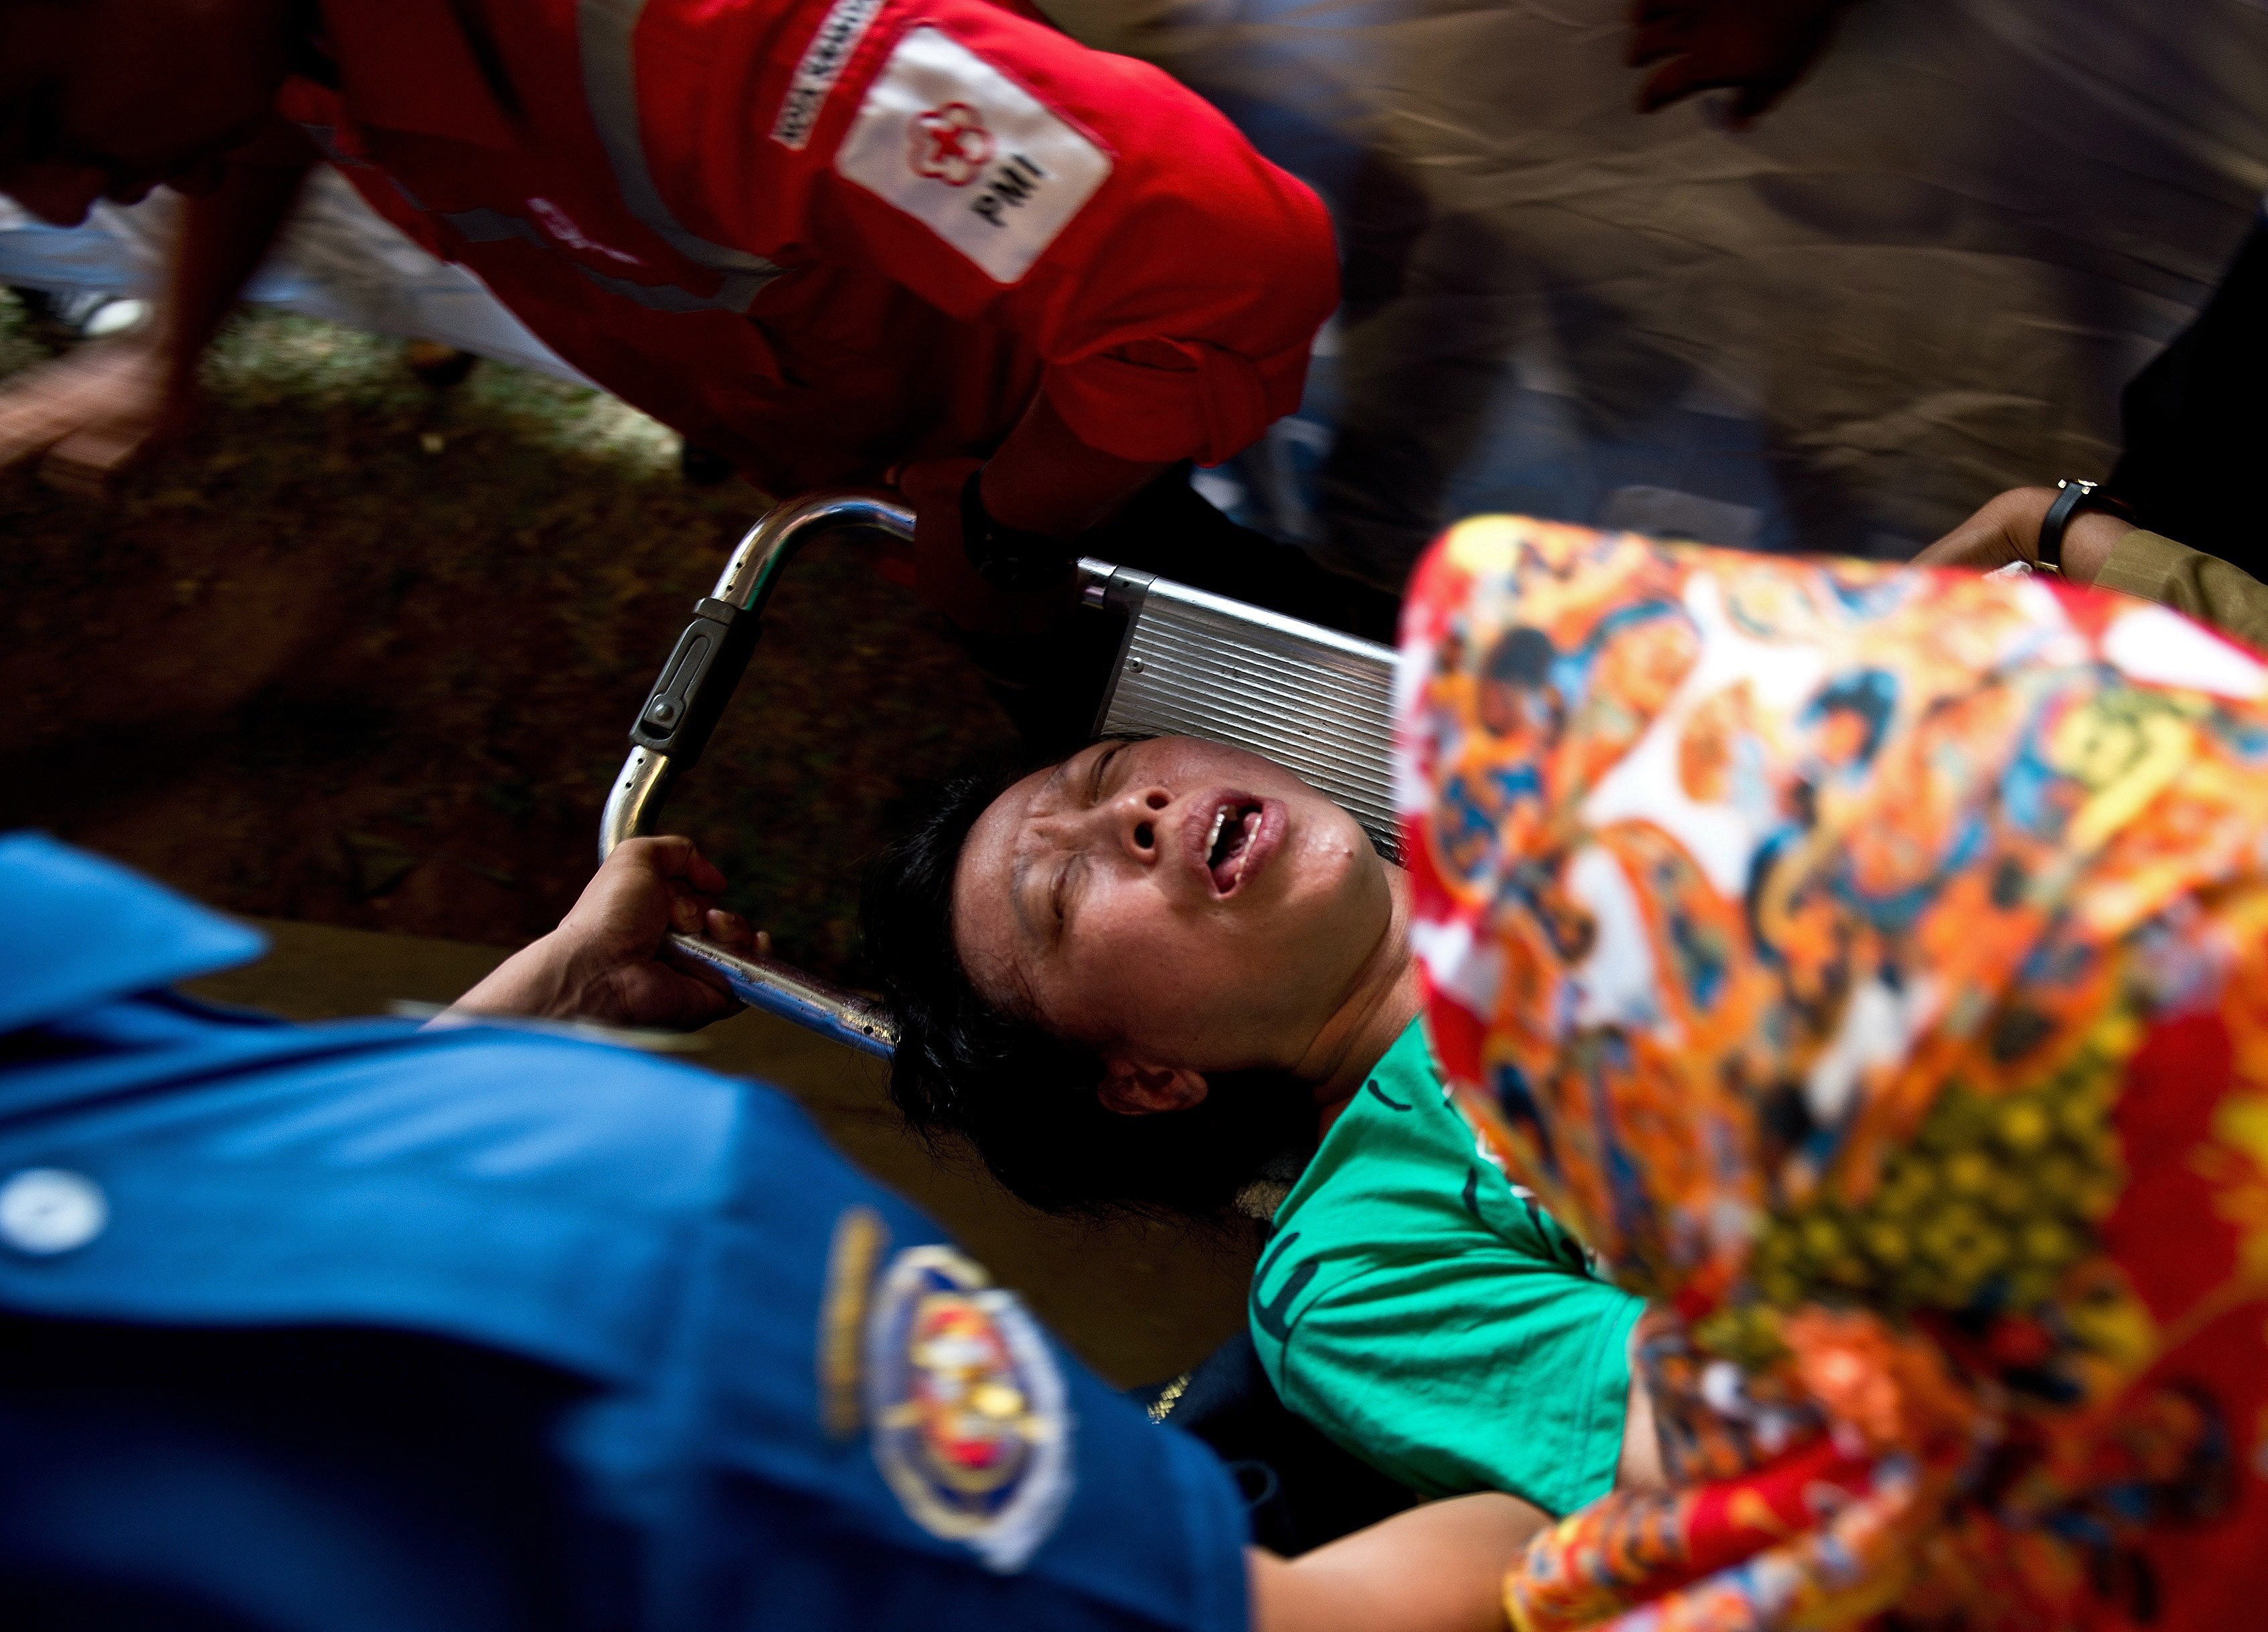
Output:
[[860, 757, 1317, 1218]]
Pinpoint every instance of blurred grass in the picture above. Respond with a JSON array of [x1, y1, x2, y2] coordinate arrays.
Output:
[[0, 296, 1020, 978]]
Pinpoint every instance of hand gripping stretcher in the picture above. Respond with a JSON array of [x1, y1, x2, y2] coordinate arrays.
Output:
[[597, 490, 1400, 1058]]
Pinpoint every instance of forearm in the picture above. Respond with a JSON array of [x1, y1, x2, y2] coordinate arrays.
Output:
[[2093, 527, 2268, 651], [1616, 1342, 1666, 1491], [448, 934, 579, 1021], [438, 837, 750, 1031], [159, 154, 313, 395], [1248, 1492, 1542, 1632], [1913, 485, 2133, 586], [977, 385, 1172, 540]]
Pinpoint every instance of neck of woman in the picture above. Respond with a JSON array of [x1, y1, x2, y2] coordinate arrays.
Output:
[[1295, 864, 1425, 1123]]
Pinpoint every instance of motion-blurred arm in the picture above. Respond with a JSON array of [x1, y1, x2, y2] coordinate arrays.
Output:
[[0, 135, 311, 487], [1249, 1491, 1544, 1632], [1626, 0, 1853, 127]]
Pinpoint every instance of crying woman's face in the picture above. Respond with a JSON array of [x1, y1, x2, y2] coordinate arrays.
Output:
[[949, 736, 1394, 1077]]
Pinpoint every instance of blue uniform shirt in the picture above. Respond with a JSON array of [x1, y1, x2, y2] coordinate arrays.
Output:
[[0, 835, 1250, 1631]]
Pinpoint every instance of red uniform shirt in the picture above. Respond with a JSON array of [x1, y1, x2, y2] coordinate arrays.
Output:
[[274, 0, 1338, 495]]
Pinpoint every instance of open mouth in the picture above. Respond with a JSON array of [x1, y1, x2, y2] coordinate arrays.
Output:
[[1192, 793, 1281, 896]]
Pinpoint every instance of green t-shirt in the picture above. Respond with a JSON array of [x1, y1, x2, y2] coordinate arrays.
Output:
[[1248, 1018, 1643, 1517]]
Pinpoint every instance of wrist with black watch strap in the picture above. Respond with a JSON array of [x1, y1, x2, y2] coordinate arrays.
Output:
[[960, 468, 1078, 592], [2034, 478, 2132, 576]]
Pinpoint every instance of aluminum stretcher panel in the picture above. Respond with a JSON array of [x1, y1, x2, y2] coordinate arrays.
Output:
[[598, 490, 1398, 1058]]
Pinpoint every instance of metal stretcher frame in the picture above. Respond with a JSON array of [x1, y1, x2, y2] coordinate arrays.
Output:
[[598, 489, 1399, 1060]]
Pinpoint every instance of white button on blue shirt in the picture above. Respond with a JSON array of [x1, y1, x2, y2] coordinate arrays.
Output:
[[0, 1168, 108, 1256]]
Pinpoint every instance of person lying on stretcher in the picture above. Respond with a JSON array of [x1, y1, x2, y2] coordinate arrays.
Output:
[[860, 516, 2268, 1629], [861, 732, 1666, 1522]]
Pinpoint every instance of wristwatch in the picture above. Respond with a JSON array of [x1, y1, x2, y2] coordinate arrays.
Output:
[[959, 469, 1076, 592], [2036, 479, 2129, 575]]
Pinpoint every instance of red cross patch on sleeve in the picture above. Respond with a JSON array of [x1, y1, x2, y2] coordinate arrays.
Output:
[[833, 25, 1111, 284]]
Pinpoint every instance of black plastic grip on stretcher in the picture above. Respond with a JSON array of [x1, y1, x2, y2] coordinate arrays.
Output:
[[627, 596, 755, 769]]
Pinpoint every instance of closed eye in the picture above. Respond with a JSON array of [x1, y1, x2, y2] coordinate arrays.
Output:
[[1088, 740, 1126, 805], [1050, 853, 1091, 941], [1042, 743, 1127, 943]]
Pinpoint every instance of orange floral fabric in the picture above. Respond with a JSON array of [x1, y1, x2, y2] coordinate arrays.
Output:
[[1396, 516, 2268, 1629]]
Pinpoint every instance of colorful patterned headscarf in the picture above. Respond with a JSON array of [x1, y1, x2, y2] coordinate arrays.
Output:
[[1395, 516, 2268, 1631]]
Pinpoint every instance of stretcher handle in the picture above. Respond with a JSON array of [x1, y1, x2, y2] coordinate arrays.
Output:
[[624, 490, 920, 773], [599, 491, 1146, 1060], [600, 491, 915, 1058], [603, 489, 917, 845]]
